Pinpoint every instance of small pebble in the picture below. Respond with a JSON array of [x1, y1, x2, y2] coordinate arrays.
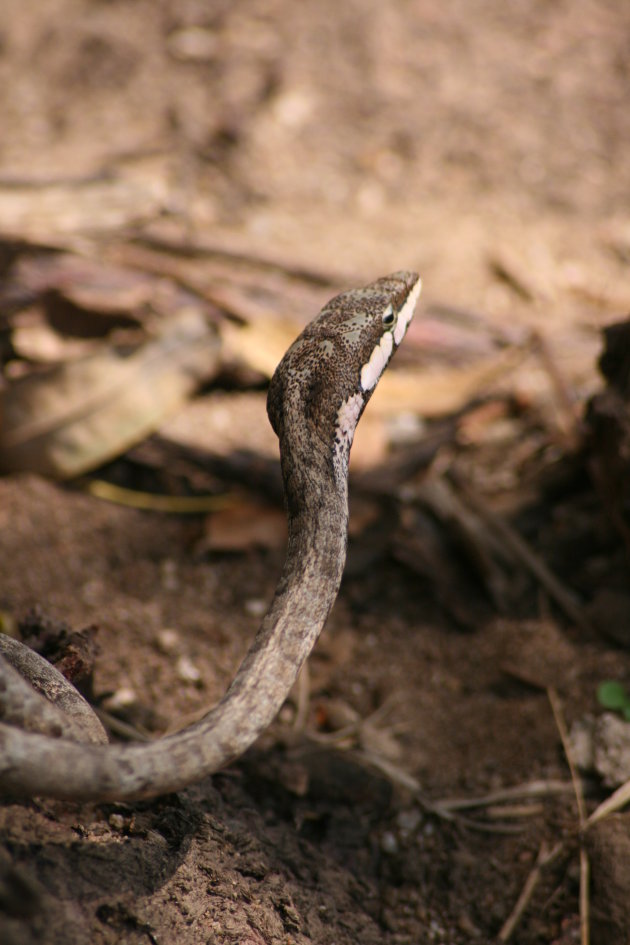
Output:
[[387, 411, 426, 446], [244, 599, 267, 617], [397, 808, 422, 834], [167, 27, 219, 62], [176, 655, 202, 684], [156, 628, 180, 653], [160, 559, 179, 592], [104, 687, 137, 710], [380, 831, 398, 854]]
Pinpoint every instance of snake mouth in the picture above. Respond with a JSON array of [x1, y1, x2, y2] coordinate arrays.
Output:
[[393, 274, 422, 346], [360, 330, 394, 392]]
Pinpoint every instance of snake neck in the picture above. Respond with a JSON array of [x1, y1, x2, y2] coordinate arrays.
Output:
[[235, 421, 349, 698]]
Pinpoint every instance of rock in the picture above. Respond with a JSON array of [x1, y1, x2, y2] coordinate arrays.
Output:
[[586, 813, 630, 945]]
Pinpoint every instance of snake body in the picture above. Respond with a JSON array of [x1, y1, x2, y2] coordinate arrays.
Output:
[[0, 271, 421, 800]]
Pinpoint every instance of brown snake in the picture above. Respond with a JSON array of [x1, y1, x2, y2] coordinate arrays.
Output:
[[0, 271, 421, 800]]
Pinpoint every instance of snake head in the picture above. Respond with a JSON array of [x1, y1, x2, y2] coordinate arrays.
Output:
[[267, 271, 421, 463]]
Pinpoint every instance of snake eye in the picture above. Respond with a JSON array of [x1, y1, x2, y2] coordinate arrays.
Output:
[[382, 306, 395, 327]]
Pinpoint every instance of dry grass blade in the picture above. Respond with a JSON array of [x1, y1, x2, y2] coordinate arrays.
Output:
[[587, 777, 630, 826], [353, 750, 525, 834], [436, 779, 577, 811], [128, 229, 344, 287], [86, 480, 233, 514], [530, 329, 581, 445], [291, 663, 311, 735], [548, 689, 586, 824], [498, 841, 565, 943], [548, 687, 590, 945], [95, 708, 152, 743]]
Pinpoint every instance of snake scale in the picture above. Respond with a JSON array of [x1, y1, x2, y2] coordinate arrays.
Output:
[[0, 271, 421, 800]]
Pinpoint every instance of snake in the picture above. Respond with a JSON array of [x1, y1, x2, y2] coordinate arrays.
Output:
[[0, 270, 421, 800]]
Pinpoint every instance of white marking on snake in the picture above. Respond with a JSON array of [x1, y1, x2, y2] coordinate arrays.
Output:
[[336, 392, 364, 445], [394, 276, 422, 346], [360, 330, 394, 392], [333, 391, 364, 481]]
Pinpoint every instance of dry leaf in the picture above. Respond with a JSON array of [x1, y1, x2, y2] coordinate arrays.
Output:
[[6, 251, 158, 319], [220, 317, 302, 378], [11, 315, 101, 363], [0, 309, 221, 478], [369, 346, 528, 418], [199, 500, 287, 553]]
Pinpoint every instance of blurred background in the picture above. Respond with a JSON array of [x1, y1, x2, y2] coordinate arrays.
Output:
[[2, 0, 629, 475], [1, 0, 628, 302]]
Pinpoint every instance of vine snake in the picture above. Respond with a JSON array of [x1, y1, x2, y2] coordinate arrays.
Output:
[[0, 270, 421, 800]]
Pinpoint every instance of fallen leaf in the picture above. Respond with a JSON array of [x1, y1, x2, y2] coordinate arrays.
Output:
[[199, 500, 287, 553], [369, 345, 528, 418], [0, 308, 221, 478]]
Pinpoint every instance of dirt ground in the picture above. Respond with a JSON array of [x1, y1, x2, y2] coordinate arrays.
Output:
[[1, 1, 630, 943]]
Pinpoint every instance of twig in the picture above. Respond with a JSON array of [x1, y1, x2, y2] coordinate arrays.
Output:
[[454, 476, 593, 633], [126, 231, 344, 287], [484, 803, 544, 819], [587, 776, 630, 826], [530, 329, 581, 446], [436, 778, 577, 811], [291, 662, 311, 734], [95, 707, 152, 743], [489, 251, 544, 303], [548, 687, 589, 945], [498, 840, 565, 942], [414, 475, 513, 610], [352, 750, 524, 834], [547, 690, 586, 829], [303, 693, 403, 747]]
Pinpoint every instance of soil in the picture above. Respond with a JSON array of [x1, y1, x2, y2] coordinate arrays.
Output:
[[2, 1, 630, 943]]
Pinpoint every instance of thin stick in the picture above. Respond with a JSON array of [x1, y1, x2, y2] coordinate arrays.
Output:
[[95, 708, 152, 743], [587, 775, 630, 826], [548, 687, 589, 945], [547, 689, 587, 825], [531, 329, 580, 445], [351, 750, 524, 834], [454, 476, 592, 634], [579, 848, 590, 945], [498, 840, 564, 942], [436, 778, 576, 811], [291, 662, 311, 734]]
